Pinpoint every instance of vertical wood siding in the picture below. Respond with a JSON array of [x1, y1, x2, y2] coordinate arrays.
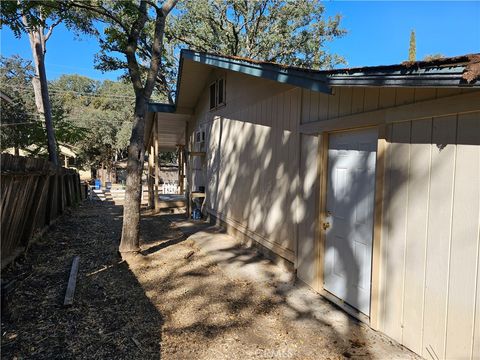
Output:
[[301, 86, 480, 359], [381, 111, 480, 359], [190, 73, 479, 359], [192, 71, 300, 262]]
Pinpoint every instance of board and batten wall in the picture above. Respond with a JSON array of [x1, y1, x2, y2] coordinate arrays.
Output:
[[298, 86, 480, 359], [187, 69, 479, 358], [381, 110, 480, 359], [189, 70, 302, 264]]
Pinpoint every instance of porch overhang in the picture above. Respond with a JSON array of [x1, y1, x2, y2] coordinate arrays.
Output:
[[145, 104, 190, 152]]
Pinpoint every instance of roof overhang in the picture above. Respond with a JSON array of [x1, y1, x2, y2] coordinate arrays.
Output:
[[145, 108, 188, 152], [163, 51, 480, 115], [327, 65, 475, 87], [146, 51, 479, 147], [326, 54, 480, 87], [181, 50, 331, 94]]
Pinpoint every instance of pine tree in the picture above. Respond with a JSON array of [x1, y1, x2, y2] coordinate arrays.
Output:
[[409, 30, 416, 61]]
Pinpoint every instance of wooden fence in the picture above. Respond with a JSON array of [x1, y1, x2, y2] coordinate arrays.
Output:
[[1, 154, 84, 267]]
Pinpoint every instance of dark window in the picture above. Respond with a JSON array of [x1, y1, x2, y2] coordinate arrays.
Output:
[[209, 82, 216, 109], [217, 78, 224, 105]]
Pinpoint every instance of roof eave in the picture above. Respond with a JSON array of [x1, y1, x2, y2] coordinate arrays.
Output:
[[181, 50, 331, 94], [147, 103, 176, 113], [328, 74, 477, 87], [327, 65, 478, 87]]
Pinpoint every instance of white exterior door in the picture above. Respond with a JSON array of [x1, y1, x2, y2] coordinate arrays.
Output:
[[323, 129, 377, 315]]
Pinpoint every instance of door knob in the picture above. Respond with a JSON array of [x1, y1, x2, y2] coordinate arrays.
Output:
[[322, 222, 330, 230]]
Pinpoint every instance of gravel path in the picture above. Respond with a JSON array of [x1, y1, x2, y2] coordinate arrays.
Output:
[[1, 202, 418, 359]]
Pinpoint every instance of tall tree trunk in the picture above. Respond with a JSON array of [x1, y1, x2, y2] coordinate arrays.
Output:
[[27, 28, 59, 166], [117, 0, 177, 252], [119, 96, 147, 252]]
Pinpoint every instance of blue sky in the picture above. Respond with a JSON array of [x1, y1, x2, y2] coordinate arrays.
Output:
[[1, 1, 479, 81]]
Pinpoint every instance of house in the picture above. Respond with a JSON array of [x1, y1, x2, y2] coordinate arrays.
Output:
[[145, 51, 480, 359]]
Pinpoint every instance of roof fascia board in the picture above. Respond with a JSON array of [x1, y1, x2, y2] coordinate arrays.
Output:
[[148, 51, 478, 118], [328, 75, 475, 87], [327, 65, 478, 87], [328, 65, 465, 76], [147, 103, 176, 113], [182, 50, 331, 94]]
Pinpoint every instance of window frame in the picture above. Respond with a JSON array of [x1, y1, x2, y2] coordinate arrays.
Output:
[[216, 77, 226, 108], [208, 76, 226, 111], [209, 81, 216, 110]]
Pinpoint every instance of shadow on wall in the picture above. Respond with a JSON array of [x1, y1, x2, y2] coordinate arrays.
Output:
[[205, 89, 300, 258], [195, 89, 375, 357], [197, 88, 479, 357], [322, 115, 480, 358], [378, 114, 480, 359]]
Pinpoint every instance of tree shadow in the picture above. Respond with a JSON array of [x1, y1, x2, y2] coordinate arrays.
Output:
[[135, 209, 398, 358], [190, 86, 374, 356], [1, 202, 163, 360]]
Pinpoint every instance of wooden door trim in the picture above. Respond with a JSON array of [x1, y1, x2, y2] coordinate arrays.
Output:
[[370, 125, 387, 330], [316, 126, 384, 326], [316, 133, 329, 292]]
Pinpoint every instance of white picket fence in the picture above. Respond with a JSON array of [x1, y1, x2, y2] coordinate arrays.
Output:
[[162, 182, 178, 194]]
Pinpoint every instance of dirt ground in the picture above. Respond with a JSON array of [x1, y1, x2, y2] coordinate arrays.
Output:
[[1, 202, 417, 359]]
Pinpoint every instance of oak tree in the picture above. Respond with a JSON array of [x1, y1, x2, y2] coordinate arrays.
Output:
[[69, 0, 178, 252]]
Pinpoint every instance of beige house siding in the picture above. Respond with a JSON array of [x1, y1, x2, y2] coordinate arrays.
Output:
[[297, 133, 319, 288], [301, 86, 480, 358], [186, 68, 480, 359], [188, 70, 300, 263], [380, 112, 480, 359]]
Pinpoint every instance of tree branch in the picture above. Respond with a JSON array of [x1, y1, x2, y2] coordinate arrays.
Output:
[[68, 1, 129, 34], [161, 0, 178, 17], [125, 0, 149, 95], [44, 18, 62, 42], [144, 0, 178, 98]]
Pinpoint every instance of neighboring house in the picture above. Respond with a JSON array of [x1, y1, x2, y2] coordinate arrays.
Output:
[[146, 51, 480, 359], [2, 144, 91, 180]]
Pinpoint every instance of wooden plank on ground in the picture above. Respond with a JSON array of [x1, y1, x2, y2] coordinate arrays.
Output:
[[64, 256, 80, 306]]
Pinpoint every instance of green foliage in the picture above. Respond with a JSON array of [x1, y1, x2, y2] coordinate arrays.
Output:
[[0, 1, 96, 39], [49, 74, 135, 169], [409, 29, 416, 62], [3, 1, 346, 166], [1, 0, 97, 165], [0, 56, 133, 166], [0, 55, 46, 153], [74, 0, 346, 103], [159, 151, 177, 164], [167, 0, 346, 70]]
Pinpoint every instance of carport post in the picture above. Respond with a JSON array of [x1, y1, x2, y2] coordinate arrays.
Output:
[[148, 143, 154, 209], [177, 145, 185, 195], [185, 122, 190, 218], [154, 118, 160, 212]]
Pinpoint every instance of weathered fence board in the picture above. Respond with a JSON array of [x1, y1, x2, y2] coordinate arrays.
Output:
[[1, 154, 82, 267]]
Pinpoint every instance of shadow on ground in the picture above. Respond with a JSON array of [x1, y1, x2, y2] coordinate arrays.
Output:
[[1, 202, 162, 360], [132, 209, 417, 359], [1, 202, 417, 360]]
